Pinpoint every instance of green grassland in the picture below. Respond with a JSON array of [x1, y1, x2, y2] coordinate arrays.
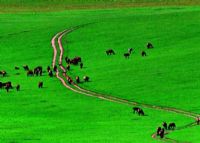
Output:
[[0, 2, 200, 143]]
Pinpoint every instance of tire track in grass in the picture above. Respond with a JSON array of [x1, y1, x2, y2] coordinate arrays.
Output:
[[51, 24, 199, 143]]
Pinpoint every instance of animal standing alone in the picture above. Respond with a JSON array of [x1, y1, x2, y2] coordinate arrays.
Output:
[[106, 49, 115, 55]]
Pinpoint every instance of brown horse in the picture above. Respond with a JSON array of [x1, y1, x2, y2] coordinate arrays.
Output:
[[38, 82, 43, 88]]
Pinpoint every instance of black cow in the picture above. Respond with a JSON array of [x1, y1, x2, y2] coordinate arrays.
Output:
[[16, 84, 20, 91], [141, 51, 147, 57], [147, 42, 154, 49], [23, 65, 29, 71], [83, 76, 89, 82]]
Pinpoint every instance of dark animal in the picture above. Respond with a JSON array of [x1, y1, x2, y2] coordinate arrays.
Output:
[[133, 107, 140, 113], [27, 70, 34, 76], [67, 77, 73, 84], [38, 82, 43, 88], [168, 123, 176, 130], [66, 64, 70, 71], [83, 76, 89, 82], [106, 49, 115, 55], [76, 76, 80, 83], [157, 127, 162, 136], [162, 122, 167, 130], [147, 42, 154, 49], [128, 48, 133, 54], [197, 117, 200, 125], [138, 108, 144, 116], [23, 65, 29, 71], [48, 70, 53, 77], [15, 67, 20, 70], [0, 71, 6, 77], [53, 65, 57, 72], [70, 57, 82, 65], [159, 128, 165, 138], [141, 51, 147, 57], [47, 66, 51, 72], [0, 81, 12, 89], [80, 63, 83, 69], [124, 53, 130, 58], [16, 84, 20, 91], [34, 66, 42, 76]]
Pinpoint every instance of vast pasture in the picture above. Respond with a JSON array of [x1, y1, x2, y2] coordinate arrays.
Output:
[[0, 2, 200, 143]]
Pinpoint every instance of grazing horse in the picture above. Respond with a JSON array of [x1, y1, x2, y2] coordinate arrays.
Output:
[[157, 127, 162, 136], [23, 65, 29, 71], [53, 65, 57, 72], [124, 53, 130, 58], [162, 122, 168, 130], [159, 128, 165, 138], [15, 67, 20, 70], [66, 64, 70, 71], [83, 76, 89, 82], [106, 49, 115, 55], [27, 70, 34, 76], [47, 66, 51, 72], [76, 76, 80, 83], [80, 63, 83, 69], [70, 57, 82, 65], [128, 48, 133, 54], [133, 107, 140, 113], [147, 42, 153, 49], [141, 51, 147, 57], [38, 82, 43, 88], [168, 123, 176, 130], [138, 108, 144, 116], [34, 66, 42, 76], [48, 70, 53, 77], [16, 84, 20, 91], [0, 71, 6, 77]]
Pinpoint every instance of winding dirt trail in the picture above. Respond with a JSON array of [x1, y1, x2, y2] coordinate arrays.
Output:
[[51, 25, 199, 142]]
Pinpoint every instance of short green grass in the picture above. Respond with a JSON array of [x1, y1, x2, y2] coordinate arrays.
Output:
[[0, 3, 200, 143]]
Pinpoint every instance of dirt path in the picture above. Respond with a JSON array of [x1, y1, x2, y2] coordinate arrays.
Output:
[[51, 25, 199, 143]]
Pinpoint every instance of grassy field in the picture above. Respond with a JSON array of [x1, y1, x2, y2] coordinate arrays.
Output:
[[0, 1, 200, 143]]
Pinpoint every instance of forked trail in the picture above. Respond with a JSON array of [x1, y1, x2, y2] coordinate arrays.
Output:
[[51, 24, 199, 143]]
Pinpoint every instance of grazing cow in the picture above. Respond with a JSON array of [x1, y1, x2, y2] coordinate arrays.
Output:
[[141, 51, 147, 57], [0, 71, 6, 77], [83, 76, 89, 82], [106, 49, 115, 55], [16, 84, 20, 91], [162, 122, 168, 130], [80, 62, 83, 69], [66, 64, 70, 71], [15, 67, 20, 70], [128, 48, 133, 54], [76, 76, 80, 83], [147, 42, 154, 49], [168, 123, 176, 130], [27, 70, 34, 76], [157, 127, 162, 136], [38, 82, 43, 88], [23, 65, 29, 71], [48, 70, 53, 77], [53, 65, 57, 72], [47, 66, 51, 72], [124, 53, 130, 58]]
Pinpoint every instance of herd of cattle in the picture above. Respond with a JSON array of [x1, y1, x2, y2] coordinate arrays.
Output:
[[106, 42, 153, 58]]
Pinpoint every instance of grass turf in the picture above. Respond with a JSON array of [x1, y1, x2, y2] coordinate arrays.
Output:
[[0, 5, 200, 143]]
